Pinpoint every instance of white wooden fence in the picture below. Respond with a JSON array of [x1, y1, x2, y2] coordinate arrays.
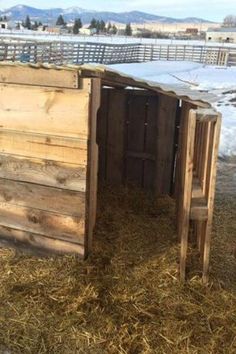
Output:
[[0, 39, 235, 66]]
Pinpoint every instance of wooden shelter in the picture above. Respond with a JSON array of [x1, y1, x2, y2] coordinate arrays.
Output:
[[0, 63, 221, 282]]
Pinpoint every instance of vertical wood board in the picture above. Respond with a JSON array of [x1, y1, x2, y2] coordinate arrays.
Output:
[[155, 94, 178, 195]]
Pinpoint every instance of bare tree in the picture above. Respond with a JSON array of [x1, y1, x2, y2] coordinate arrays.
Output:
[[223, 15, 236, 27]]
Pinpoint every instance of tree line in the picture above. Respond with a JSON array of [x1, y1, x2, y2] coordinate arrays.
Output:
[[20, 14, 133, 36], [21, 15, 42, 30], [0, 16, 8, 21]]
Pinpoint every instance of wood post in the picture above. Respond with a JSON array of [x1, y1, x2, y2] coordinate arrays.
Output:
[[179, 109, 196, 281], [177, 106, 221, 282]]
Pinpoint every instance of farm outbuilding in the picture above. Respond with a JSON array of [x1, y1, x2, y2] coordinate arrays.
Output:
[[0, 62, 221, 282]]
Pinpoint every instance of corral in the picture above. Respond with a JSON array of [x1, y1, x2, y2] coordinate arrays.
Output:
[[0, 62, 221, 282], [0, 38, 236, 66]]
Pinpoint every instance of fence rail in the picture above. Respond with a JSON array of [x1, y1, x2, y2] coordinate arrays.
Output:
[[0, 40, 236, 66]]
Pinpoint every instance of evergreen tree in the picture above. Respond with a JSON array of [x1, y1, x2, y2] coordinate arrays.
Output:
[[24, 15, 31, 30], [111, 24, 118, 35], [89, 18, 97, 29], [99, 20, 106, 33], [73, 18, 82, 34], [32, 21, 39, 30], [125, 23, 132, 36], [56, 15, 66, 26]]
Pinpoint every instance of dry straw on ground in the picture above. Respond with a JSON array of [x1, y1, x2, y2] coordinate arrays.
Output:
[[0, 186, 235, 354]]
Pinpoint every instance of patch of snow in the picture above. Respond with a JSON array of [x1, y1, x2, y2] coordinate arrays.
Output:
[[63, 7, 87, 15]]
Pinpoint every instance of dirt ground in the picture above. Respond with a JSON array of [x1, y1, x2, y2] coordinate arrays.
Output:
[[0, 165, 235, 354]]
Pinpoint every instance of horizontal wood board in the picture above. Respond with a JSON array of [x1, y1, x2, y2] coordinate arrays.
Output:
[[0, 66, 79, 89], [0, 78, 92, 254], [0, 82, 91, 137]]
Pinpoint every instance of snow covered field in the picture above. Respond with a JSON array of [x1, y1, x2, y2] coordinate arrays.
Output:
[[111, 61, 236, 157], [1, 30, 236, 48]]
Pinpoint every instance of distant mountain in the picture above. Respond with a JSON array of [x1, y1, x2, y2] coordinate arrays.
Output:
[[0, 5, 213, 24]]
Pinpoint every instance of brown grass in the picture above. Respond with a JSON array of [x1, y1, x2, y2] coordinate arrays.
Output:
[[0, 186, 235, 354]]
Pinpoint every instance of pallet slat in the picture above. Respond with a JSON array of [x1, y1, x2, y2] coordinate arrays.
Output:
[[0, 202, 85, 244], [0, 83, 90, 137], [0, 178, 85, 216], [0, 225, 84, 256], [0, 154, 87, 192], [0, 130, 87, 165]]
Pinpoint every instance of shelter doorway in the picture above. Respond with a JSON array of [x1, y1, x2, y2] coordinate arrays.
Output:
[[96, 87, 179, 195]]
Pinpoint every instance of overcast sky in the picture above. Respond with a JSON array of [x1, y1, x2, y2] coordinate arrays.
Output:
[[1, 0, 235, 22]]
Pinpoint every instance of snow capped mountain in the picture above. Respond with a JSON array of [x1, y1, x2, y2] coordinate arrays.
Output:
[[0, 5, 213, 24], [62, 7, 88, 15]]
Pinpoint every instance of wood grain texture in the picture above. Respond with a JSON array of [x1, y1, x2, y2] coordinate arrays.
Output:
[[179, 108, 196, 281], [85, 78, 101, 256], [0, 66, 79, 89], [155, 94, 178, 195], [0, 154, 86, 192], [0, 130, 87, 165], [0, 82, 91, 137], [202, 114, 222, 283], [0, 225, 84, 256], [0, 178, 85, 216], [106, 89, 126, 184], [176, 101, 196, 236], [97, 88, 109, 181], [0, 202, 85, 244]]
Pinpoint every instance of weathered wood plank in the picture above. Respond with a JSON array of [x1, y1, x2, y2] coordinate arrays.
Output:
[[0, 66, 79, 89], [155, 94, 178, 195], [0, 179, 85, 216], [0, 154, 86, 192], [179, 108, 196, 281], [106, 89, 126, 184], [0, 130, 87, 165], [127, 95, 147, 154], [125, 95, 147, 187], [145, 96, 158, 155], [85, 78, 101, 256], [176, 101, 196, 235], [0, 203, 85, 244], [202, 114, 222, 283], [97, 88, 109, 181], [0, 225, 84, 256], [0, 82, 91, 137]]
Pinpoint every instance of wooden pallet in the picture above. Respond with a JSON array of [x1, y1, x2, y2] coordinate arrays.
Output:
[[176, 106, 221, 283]]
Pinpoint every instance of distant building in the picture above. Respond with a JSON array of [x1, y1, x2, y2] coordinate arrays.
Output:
[[47, 26, 69, 35], [37, 25, 48, 32], [0, 21, 9, 29], [79, 27, 97, 36], [14, 21, 25, 30], [66, 22, 74, 30], [207, 27, 236, 43], [186, 28, 198, 35]]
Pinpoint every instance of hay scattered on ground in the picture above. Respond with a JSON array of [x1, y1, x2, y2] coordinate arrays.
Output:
[[0, 186, 235, 354]]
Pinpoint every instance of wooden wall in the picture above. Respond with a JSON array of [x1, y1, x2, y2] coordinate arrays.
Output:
[[0, 75, 96, 256], [97, 88, 179, 195]]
